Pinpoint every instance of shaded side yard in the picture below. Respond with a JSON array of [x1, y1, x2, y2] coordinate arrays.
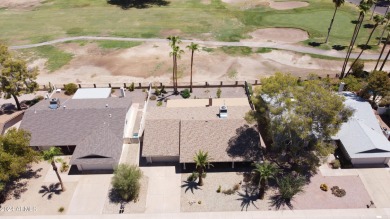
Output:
[[0, 161, 77, 216], [181, 171, 373, 212]]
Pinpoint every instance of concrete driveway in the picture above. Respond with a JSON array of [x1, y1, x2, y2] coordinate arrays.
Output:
[[67, 175, 112, 215], [357, 168, 390, 208], [141, 166, 181, 213]]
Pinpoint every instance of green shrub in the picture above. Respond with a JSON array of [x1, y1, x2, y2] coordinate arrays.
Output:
[[58, 207, 65, 213], [217, 185, 221, 193], [64, 83, 78, 95], [60, 161, 69, 173], [154, 86, 161, 96], [247, 83, 253, 96], [222, 188, 235, 195], [331, 159, 341, 169], [198, 200, 202, 204], [149, 95, 157, 101], [112, 164, 142, 201], [181, 89, 190, 99], [157, 101, 162, 107], [320, 183, 328, 191], [216, 88, 222, 98], [128, 82, 135, 92], [187, 172, 198, 182]]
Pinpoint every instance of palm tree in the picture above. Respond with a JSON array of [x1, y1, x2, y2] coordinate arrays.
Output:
[[186, 42, 199, 93], [167, 36, 182, 94], [43, 147, 65, 191], [378, 11, 390, 45], [379, 39, 390, 70], [276, 174, 305, 204], [369, 0, 378, 20], [346, 14, 384, 75], [193, 150, 212, 186], [252, 162, 278, 199], [325, 0, 345, 43], [375, 26, 390, 70], [340, 1, 371, 78]]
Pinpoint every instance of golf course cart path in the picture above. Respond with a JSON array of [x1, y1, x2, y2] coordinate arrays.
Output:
[[9, 36, 385, 60]]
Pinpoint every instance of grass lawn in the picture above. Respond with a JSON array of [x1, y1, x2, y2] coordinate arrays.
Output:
[[0, 0, 384, 51]]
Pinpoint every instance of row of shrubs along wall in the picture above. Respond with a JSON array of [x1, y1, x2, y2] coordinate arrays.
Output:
[[37, 80, 261, 91]]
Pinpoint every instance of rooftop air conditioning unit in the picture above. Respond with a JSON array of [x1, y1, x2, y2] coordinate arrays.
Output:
[[219, 105, 228, 118], [49, 98, 60, 109]]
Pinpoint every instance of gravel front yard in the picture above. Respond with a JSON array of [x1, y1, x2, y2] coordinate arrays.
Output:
[[103, 176, 149, 214]]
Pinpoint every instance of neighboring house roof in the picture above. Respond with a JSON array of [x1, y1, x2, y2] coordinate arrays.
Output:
[[72, 88, 112, 99], [143, 102, 261, 163], [334, 92, 390, 159], [180, 119, 260, 163], [20, 97, 132, 166], [142, 119, 180, 157], [71, 124, 124, 165], [146, 106, 250, 120]]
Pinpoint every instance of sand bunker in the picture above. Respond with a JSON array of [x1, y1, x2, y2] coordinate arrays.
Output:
[[221, 0, 308, 10], [0, 0, 42, 10], [243, 28, 309, 43], [269, 1, 309, 10]]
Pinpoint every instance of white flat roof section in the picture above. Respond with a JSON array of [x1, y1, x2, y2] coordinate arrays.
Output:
[[72, 88, 111, 99]]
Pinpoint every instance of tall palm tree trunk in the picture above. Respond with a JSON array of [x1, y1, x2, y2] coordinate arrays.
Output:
[[378, 7, 389, 45], [51, 161, 65, 191], [198, 167, 204, 186], [379, 44, 390, 71], [375, 32, 389, 70], [174, 55, 178, 94], [259, 179, 266, 199], [341, 13, 364, 78], [325, 6, 339, 43], [190, 50, 194, 93], [346, 24, 379, 75]]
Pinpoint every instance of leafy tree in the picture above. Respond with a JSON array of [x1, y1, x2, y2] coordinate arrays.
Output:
[[249, 73, 352, 174], [64, 83, 78, 95], [276, 174, 305, 203], [252, 162, 278, 199], [325, 0, 345, 43], [366, 70, 390, 102], [0, 43, 10, 65], [0, 128, 40, 198], [216, 87, 222, 98], [342, 75, 366, 92], [351, 60, 365, 78], [111, 164, 142, 201], [0, 58, 39, 111], [346, 14, 384, 75], [43, 147, 65, 191], [193, 150, 212, 186], [340, 1, 371, 78], [186, 42, 199, 93]]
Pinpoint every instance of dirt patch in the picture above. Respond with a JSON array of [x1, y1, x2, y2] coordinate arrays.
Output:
[[269, 1, 309, 10], [160, 29, 183, 38], [243, 28, 309, 43], [0, 0, 42, 10], [221, 0, 269, 9]]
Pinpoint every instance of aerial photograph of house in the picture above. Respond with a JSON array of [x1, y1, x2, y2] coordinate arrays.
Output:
[[0, 0, 390, 218]]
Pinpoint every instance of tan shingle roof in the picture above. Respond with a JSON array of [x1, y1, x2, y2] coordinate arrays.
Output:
[[142, 119, 180, 157], [179, 119, 261, 163]]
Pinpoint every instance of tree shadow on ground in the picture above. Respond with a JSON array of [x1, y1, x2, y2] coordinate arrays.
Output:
[[236, 189, 259, 211], [358, 44, 372, 50], [363, 23, 374, 29], [332, 45, 347, 51], [308, 42, 322, 47], [38, 183, 62, 200], [226, 125, 262, 161], [1, 167, 43, 202], [181, 180, 201, 194], [107, 0, 169, 9], [351, 20, 359, 24], [269, 194, 293, 210]]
